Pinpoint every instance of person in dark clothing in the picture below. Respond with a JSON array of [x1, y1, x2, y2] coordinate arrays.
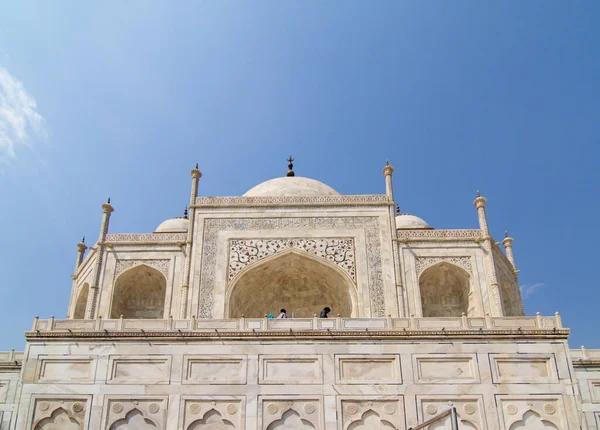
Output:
[[319, 307, 331, 318], [277, 309, 287, 319]]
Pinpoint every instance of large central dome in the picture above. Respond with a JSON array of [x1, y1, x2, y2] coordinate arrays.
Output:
[[243, 176, 340, 197]]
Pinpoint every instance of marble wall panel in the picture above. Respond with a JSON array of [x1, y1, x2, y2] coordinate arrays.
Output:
[[589, 380, 600, 403], [0, 382, 6, 404], [416, 395, 486, 430], [496, 395, 566, 429], [259, 397, 322, 430], [182, 355, 247, 385], [259, 355, 323, 385], [180, 397, 245, 430], [338, 396, 405, 430], [35, 356, 96, 384], [103, 397, 168, 430], [106, 355, 171, 384], [412, 354, 480, 384], [335, 354, 402, 384], [490, 354, 558, 384]]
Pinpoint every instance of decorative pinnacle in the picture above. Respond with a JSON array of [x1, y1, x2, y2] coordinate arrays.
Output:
[[183, 208, 188, 219], [195, 163, 198, 169], [286, 155, 295, 177], [505, 230, 509, 238], [386, 159, 389, 166], [107, 197, 111, 204], [82, 236, 85, 243], [476, 190, 481, 197], [396, 204, 400, 215]]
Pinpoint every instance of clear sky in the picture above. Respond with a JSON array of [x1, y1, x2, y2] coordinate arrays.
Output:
[[0, 2, 598, 350]]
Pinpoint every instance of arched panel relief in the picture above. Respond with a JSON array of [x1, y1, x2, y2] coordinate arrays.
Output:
[[31, 398, 88, 430], [261, 399, 321, 430], [199, 217, 384, 318], [115, 259, 170, 278], [419, 398, 484, 430], [415, 257, 472, 277], [498, 398, 563, 430], [341, 398, 404, 430], [105, 398, 167, 430], [182, 398, 243, 430], [229, 238, 356, 282]]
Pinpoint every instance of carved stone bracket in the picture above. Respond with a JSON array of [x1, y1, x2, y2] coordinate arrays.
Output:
[[415, 256, 472, 277], [228, 238, 356, 282], [199, 217, 384, 318], [115, 259, 170, 278]]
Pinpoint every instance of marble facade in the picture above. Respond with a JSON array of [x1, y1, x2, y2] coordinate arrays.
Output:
[[1, 163, 598, 429]]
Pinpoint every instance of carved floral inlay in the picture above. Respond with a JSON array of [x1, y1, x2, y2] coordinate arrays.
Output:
[[106, 233, 186, 242], [196, 195, 391, 206], [397, 229, 481, 240], [415, 256, 472, 277], [228, 238, 355, 281], [115, 259, 170, 277]]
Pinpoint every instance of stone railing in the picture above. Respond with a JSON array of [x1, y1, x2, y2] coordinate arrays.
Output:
[[0, 349, 23, 368], [571, 346, 600, 367], [28, 313, 565, 336]]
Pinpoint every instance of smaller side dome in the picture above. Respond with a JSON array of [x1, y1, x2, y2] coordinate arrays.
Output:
[[395, 214, 431, 229], [155, 217, 189, 233]]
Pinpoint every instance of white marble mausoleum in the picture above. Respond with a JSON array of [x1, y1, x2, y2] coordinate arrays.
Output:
[[1, 160, 599, 429]]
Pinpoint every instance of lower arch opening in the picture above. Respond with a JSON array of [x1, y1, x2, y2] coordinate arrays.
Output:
[[228, 251, 355, 318]]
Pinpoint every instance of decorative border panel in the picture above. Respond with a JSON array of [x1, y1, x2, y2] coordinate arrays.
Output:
[[228, 238, 355, 281], [106, 233, 186, 242], [335, 354, 402, 385], [35, 356, 96, 384], [412, 354, 480, 384], [182, 355, 247, 385], [259, 355, 323, 385], [115, 259, 170, 277], [415, 256, 472, 277], [489, 354, 558, 384], [198, 217, 384, 318], [106, 355, 172, 385], [196, 195, 390, 206], [397, 229, 481, 240]]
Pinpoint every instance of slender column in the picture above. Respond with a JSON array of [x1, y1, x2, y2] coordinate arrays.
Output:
[[473, 191, 504, 316], [502, 230, 525, 315], [85, 199, 114, 319], [383, 161, 405, 317], [74, 237, 87, 272], [180, 165, 202, 319]]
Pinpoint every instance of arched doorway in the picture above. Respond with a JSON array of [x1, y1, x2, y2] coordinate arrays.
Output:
[[110, 265, 167, 319], [227, 251, 356, 318], [73, 283, 89, 319], [420, 262, 471, 317]]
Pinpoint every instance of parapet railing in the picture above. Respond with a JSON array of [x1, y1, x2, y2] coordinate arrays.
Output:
[[29, 313, 565, 334], [0, 349, 23, 368]]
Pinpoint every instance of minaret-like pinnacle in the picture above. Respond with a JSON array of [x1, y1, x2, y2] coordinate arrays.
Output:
[[505, 230, 509, 238], [107, 197, 111, 204], [195, 163, 198, 169], [476, 190, 481, 198], [396, 204, 400, 215], [183, 208, 189, 219], [287, 156, 295, 177]]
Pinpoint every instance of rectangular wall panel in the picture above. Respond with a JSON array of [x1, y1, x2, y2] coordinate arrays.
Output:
[[182, 355, 247, 384], [107, 355, 171, 384], [35, 356, 95, 384], [259, 355, 322, 384], [490, 354, 558, 384], [335, 354, 402, 384], [413, 354, 479, 384]]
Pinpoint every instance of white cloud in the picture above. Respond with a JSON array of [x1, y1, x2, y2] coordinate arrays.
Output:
[[0, 67, 47, 164], [520, 282, 548, 298]]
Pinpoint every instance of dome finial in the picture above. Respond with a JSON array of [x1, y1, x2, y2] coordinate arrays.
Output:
[[396, 204, 400, 215], [183, 207, 189, 219], [195, 163, 198, 169], [107, 197, 111, 204], [476, 190, 481, 198], [287, 155, 295, 177], [82, 236, 85, 244], [505, 230, 509, 238]]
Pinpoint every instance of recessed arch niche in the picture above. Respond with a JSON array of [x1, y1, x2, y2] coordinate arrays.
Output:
[[73, 283, 89, 319], [227, 250, 356, 318], [420, 262, 471, 317], [501, 278, 522, 316], [110, 265, 167, 319]]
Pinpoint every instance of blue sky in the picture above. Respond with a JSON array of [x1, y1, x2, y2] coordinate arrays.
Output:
[[0, 2, 598, 350]]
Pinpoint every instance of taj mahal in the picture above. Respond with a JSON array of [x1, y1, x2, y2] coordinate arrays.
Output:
[[0, 159, 599, 429]]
